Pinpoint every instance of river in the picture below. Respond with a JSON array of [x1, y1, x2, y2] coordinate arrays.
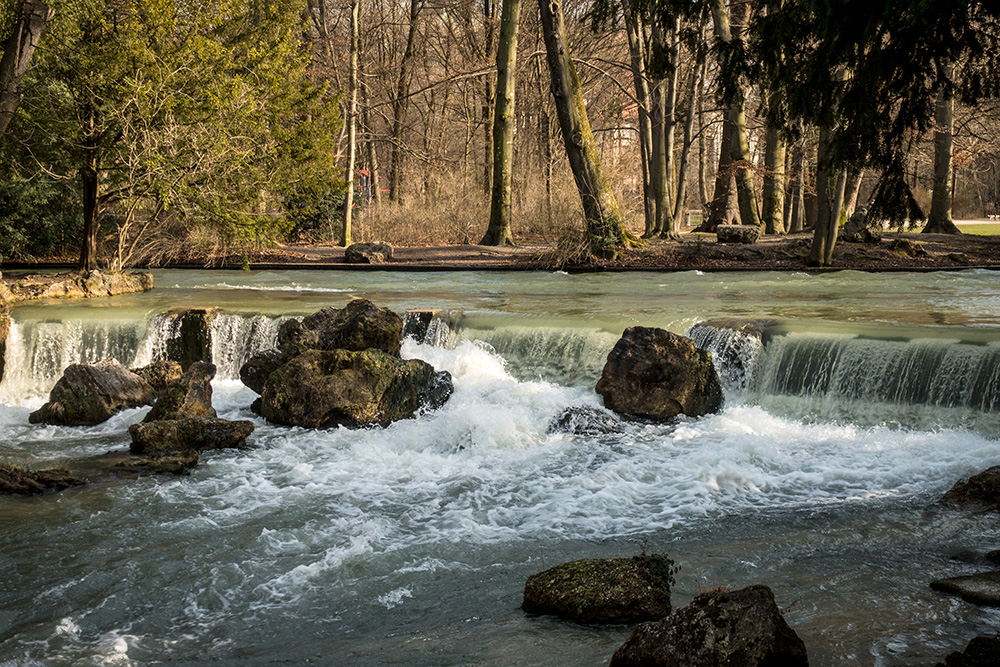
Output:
[[1, 268, 998, 666]]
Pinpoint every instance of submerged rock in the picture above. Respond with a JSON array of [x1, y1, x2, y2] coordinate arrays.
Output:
[[547, 406, 623, 436], [93, 450, 201, 475], [0, 463, 83, 495], [522, 555, 675, 624], [943, 467, 1000, 511], [609, 585, 808, 667], [596, 327, 723, 421], [345, 242, 393, 264], [129, 417, 255, 455], [935, 635, 1000, 667], [256, 348, 452, 428], [144, 361, 217, 422], [930, 571, 1000, 607], [29, 359, 155, 426]]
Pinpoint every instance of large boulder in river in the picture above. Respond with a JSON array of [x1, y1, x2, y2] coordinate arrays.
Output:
[[131, 360, 183, 393], [143, 361, 217, 422], [255, 348, 453, 428], [609, 585, 809, 667], [129, 417, 255, 455], [278, 298, 403, 358], [942, 467, 1000, 511], [596, 327, 723, 420], [522, 555, 675, 624], [934, 635, 1000, 667], [29, 359, 156, 426]]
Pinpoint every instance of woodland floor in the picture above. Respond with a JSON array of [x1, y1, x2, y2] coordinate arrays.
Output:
[[248, 228, 1000, 272], [5, 227, 1000, 281]]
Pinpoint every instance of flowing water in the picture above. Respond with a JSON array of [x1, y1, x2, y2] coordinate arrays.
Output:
[[2, 268, 1000, 666]]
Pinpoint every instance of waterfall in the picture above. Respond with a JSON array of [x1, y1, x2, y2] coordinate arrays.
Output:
[[688, 321, 767, 397], [209, 313, 288, 379], [0, 317, 150, 400], [1, 310, 287, 400], [747, 332, 1000, 430]]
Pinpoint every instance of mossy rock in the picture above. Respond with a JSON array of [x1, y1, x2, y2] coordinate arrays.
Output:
[[522, 555, 674, 624], [942, 466, 1000, 510]]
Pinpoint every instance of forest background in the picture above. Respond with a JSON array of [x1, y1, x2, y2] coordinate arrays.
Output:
[[1, 0, 999, 271]]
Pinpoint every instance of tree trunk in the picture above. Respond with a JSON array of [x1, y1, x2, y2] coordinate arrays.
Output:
[[808, 125, 846, 266], [762, 123, 786, 234], [702, 112, 734, 231], [622, 0, 655, 235], [925, 60, 961, 234], [672, 37, 707, 234], [843, 169, 864, 217], [340, 0, 360, 247], [788, 137, 804, 232], [535, 51, 553, 225], [0, 0, 54, 138], [538, 0, 636, 257], [656, 20, 681, 238], [481, 0, 521, 246], [78, 149, 100, 272], [387, 0, 422, 204]]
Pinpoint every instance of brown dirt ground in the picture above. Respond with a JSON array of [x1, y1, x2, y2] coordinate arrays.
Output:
[[4, 231, 1000, 282], [247, 230, 1000, 272]]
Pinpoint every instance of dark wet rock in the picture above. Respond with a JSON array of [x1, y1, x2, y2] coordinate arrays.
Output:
[[522, 555, 675, 624], [716, 224, 760, 244], [403, 309, 440, 343], [29, 359, 156, 426], [930, 571, 1000, 606], [942, 467, 1000, 510], [935, 634, 1000, 666], [0, 463, 84, 495], [144, 361, 216, 422], [129, 417, 255, 455], [93, 449, 201, 475], [988, 550, 1000, 565], [256, 348, 452, 428], [345, 242, 393, 264], [840, 207, 882, 243], [548, 406, 623, 436], [596, 327, 723, 421], [131, 360, 184, 393], [888, 237, 929, 258], [165, 308, 217, 370], [609, 585, 808, 667], [951, 549, 990, 564], [0, 300, 9, 384], [240, 348, 285, 394]]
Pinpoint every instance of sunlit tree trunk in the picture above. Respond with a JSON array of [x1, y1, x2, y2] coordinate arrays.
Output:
[[0, 0, 53, 137], [481, 0, 521, 246], [762, 123, 786, 234], [672, 33, 707, 234], [622, 0, 655, 235], [843, 170, 864, 217], [340, 0, 360, 247], [808, 125, 846, 266], [702, 114, 735, 231], [925, 60, 961, 234], [538, 0, 637, 257]]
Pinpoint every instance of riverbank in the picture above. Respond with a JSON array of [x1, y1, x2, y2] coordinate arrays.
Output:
[[5, 230, 1000, 275]]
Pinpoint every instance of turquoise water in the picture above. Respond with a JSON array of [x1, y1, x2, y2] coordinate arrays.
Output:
[[1, 268, 999, 666]]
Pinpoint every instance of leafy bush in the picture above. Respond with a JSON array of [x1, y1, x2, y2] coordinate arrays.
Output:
[[0, 174, 82, 261]]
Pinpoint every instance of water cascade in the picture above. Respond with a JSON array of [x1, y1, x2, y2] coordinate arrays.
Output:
[[4, 268, 1000, 666]]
